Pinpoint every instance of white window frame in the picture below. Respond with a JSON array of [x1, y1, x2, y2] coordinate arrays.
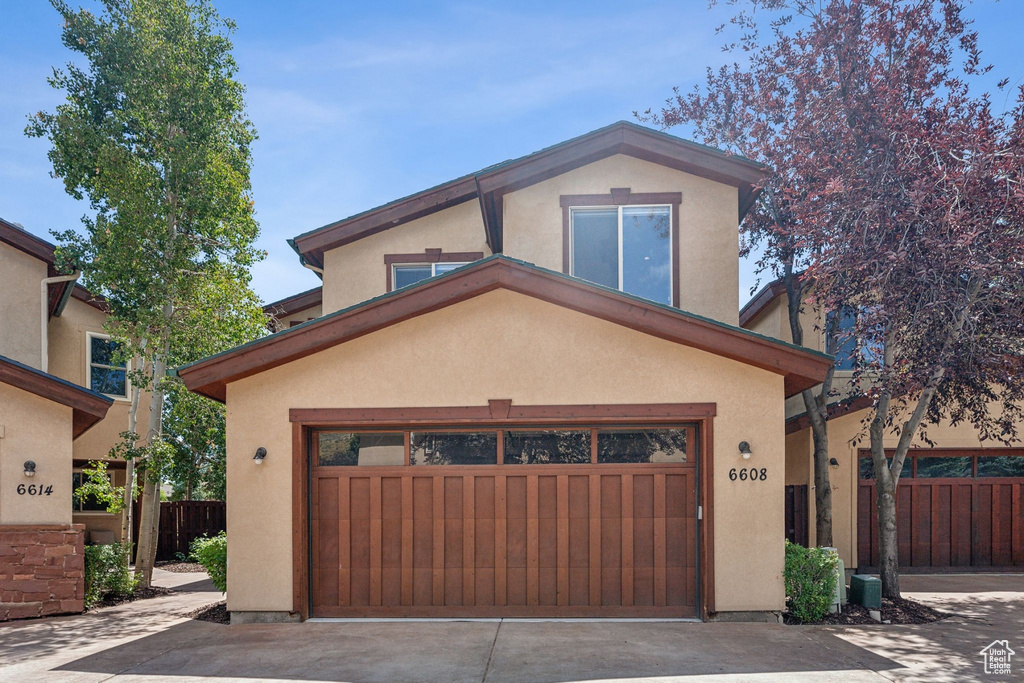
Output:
[[86, 331, 130, 401], [391, 262, 470, 290], [568, 204, 674, 303]]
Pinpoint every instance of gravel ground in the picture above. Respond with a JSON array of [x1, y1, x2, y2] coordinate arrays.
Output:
[[153, 561, 206, 573], [784, 596, 947, 625], [185, 601, 229, 624]]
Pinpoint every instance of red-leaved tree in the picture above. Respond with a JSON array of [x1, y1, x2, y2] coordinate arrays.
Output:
[[651, 0, 1024, 598]]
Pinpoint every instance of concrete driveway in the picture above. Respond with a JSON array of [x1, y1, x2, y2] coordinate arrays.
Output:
[[0, 571, 1019, 682]]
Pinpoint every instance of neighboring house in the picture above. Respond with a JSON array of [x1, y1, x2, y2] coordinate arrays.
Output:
[[180, 121, 833, 622], [741, 279, 1024, 573], [0, 217, 135, 544]]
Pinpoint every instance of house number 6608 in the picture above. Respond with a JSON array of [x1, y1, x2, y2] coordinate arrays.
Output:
[[16, 484, 53, 496], [728, 468, 767, 482]]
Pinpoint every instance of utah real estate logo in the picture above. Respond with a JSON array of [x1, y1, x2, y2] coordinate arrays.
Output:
[[980, 640, 1014, 675]]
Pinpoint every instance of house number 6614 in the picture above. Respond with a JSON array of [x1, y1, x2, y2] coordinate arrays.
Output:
[[728, 468, 767, 482], [16, 484, 53, 496]]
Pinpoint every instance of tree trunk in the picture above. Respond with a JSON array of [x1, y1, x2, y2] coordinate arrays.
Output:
[[875, 468, 900, 597], [120, 352, 144, 546], [134, 331, 170, 587], [783, 263, 834, 547]]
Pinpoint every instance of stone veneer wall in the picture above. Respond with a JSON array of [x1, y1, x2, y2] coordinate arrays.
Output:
[[0, 524, 85, 621]]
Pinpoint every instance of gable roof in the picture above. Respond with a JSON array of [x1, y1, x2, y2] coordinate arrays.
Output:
[[263, 286, 323, 319], [0, 354, 113, 438], [289, 121, 768, 271], [739, 276, 787, 328], [0, 216, 106, 317], [177, 256, 832, 403]]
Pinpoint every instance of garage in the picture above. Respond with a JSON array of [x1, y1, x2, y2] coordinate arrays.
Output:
[[307, 417, 701, 618], [858, 448, 1024, 571]]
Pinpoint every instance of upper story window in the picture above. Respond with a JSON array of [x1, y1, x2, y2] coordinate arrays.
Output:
[[566, 198, 677, 307], [826, 306, 883, 371], [87, 332, 128, 399], [393, 262, 468, 290]]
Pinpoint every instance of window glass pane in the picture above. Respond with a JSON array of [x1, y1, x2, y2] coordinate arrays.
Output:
[[504, 430, 590, 465], [571, 208, 618, 289], [859, 457, 874, 479], [826, 308, 858, 371], [621, 206, 671, 305], [916, 456, 972, 478], [393, 266, 432, 290], [73, 472, 106, 511], [91, 366, 127, 397], [318, 432, 405, 466], [977, 455, 1024, 477], [433, 262, 467, 275], [90, 336, 124, 368], [411, 432, 497, 465], [597, 429, 688, 464]]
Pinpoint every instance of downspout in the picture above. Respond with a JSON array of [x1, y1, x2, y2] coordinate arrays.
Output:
[[41, 272, 80, 372], [302, 262, 324, 276]]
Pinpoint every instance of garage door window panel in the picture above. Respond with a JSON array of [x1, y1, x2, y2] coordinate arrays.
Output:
[[411, 432, 498, 465], [504, 430, 591, 465], [597, 429, 689, 464], [318, 432, 405, 466]]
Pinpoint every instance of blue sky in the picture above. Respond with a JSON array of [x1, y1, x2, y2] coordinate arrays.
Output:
[[2, 1, 1022, 306]]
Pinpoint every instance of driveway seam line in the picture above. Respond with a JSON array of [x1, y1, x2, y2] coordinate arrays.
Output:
[[481, 618, 502, 683]]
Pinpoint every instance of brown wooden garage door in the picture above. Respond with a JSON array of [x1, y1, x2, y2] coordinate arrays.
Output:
[[310, 426, 699, 617], [858, 449, 1024, 571]]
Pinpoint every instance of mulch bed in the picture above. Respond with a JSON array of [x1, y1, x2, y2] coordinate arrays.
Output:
[[154, 561, 207, 573], [186, 601, 229, 624], [784, 597, 947, 625], [92, 585, 174, 610]]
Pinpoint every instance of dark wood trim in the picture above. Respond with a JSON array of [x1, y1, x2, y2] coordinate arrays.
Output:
[[291, 122, 768, 269], [178, 257, 832, 402], [700, 415, 715, 617], [0, 355, 113, 438], [292, 402, 717, 425], [384, 249, 485, 292], [292, 422, 310, 620], [559, 191, 683, 307], [738, 277, 786, 328], [293, 401, 716, 620], [0, 216, 56, 264], [264, 287, 323, 319]]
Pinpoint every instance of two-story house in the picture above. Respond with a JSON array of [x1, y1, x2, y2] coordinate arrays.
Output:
[[741, 281, 1024, 574], [179, 122, 833, 623], [0, 217, 134, 544]]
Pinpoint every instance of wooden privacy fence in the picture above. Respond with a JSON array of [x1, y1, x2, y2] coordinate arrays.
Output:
[[858, 475, 1024, 571], [785, 485, 809, 547], [157, 500, 226, 561]]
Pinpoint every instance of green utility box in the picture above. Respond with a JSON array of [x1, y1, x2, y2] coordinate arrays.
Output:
[[850, 575, 882, 609]]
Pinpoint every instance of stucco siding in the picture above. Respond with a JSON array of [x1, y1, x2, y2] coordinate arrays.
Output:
[[0, 383, 74, 525], [321, 200, 490, 313], [0, 242, 46, 369], [225, 289, 786, 615]]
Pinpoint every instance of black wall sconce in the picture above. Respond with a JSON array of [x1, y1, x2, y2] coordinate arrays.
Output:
[[253, 447, 267, 465], [829, 457, 840, 469], [739, 441, 752, 460], [24, 460, 36, 477]]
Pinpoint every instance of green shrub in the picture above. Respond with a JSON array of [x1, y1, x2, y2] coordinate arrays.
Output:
[[783, 541, 839, 622], [84, 542, 138, 608], [191, 532, 227, 593]]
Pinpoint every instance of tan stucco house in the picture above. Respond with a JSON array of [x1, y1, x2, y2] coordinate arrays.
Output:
[[741, 281, 1024, 574], [180, 121, 833, 622], [0, 217, 134, 544], [0, 218, 119, 620]]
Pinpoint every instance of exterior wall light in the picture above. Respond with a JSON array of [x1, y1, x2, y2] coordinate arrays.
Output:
[[24, 460, 37, 477], [829, 457, 840, 469], [738, 442, 752, 459], [253, 447, 267, 464]]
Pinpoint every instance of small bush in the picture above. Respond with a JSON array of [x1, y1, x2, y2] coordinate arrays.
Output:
[[84, 542, 138, 608], [191, 532, 227, 593], [783, 541, 839, 622]]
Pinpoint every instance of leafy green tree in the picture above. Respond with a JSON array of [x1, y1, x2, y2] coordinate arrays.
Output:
[[28, 0, 263, 587]]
